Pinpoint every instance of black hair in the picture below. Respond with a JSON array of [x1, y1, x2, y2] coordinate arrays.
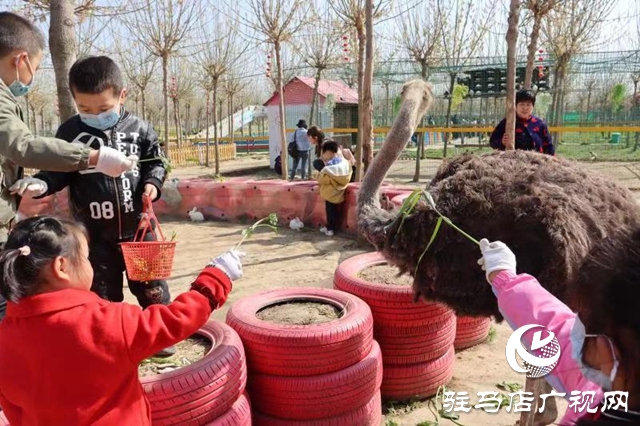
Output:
[[574, 228, 640, 392], [68, 56, 124, 96], [0, 12, 45, 59], [321, 139, 339, 154], [307, 126, 324, 143], [297, 119, 308, 129], [0, 217, 88, 303], [516, 89, 536, 106]]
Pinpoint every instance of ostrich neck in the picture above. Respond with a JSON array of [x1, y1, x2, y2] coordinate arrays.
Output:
[[358, 96, 422, 210]]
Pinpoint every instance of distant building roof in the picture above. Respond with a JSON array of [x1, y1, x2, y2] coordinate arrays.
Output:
[[263, 76, 359, 106]]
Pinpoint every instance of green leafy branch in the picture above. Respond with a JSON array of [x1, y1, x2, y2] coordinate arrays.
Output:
[[387, 189, 480, 276], [234, 213, 278, 250], [138, 156, 173, 174]]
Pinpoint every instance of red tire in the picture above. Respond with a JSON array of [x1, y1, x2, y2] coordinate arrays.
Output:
[[206, 392, 251, 426], [226, 287, 374, 376], [334, 252, 454, 327], [142, 321, 247, 426], [252, 391, 382, 425], [381, 347, 454, 401], [454, 316, 491, 350], [376, 313, 456, 364], [249, 341, 383, 421]]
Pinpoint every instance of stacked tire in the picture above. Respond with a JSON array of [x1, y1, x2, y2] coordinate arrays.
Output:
[[334, 252, 455, 401], [454, 316, 492, 350], [226, 287, 382, 425], [142, 321, 251, 426]]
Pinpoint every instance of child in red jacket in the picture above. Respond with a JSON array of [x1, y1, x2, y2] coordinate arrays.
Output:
[[0, 216, 242, 426]]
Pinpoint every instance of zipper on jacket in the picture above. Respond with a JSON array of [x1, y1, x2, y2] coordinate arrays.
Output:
[[109, 126, 123, 240]]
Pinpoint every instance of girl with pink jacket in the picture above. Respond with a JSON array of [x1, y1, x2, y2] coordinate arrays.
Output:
[[479, 233, 640, 425]]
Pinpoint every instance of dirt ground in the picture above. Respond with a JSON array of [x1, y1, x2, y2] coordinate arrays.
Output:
[[123, 220, 569, 426]]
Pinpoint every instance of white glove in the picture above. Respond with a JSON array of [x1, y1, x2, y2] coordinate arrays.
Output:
[[9, 177, 48, 198], [95, 147, 139, 177], [209, 250, 245, 281], [477, 239, 517, 284]]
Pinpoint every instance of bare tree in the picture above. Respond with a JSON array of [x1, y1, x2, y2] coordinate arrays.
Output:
[[542, 0, 615, 144], [331, 0, 391, 179], [437, 0, 495, 157], [118, 40, 157, 122], [131, 0, 201, 159], [396, 0, 442, 180], [199, 16, 244, 173], [223, 73, 243, 145], [522, 0, 560, 90], [504, 0, 521, 151], [266, 45, 301, 93], [295, 4, 341, 127], [248, 0, 307, 179]]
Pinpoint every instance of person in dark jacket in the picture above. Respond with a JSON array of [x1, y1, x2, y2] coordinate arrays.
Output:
[[12, 56, 174, 356], [489, 89, 554, 155]]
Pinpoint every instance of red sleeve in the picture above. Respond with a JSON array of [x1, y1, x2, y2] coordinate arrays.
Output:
[[120, 267, 232, 363]]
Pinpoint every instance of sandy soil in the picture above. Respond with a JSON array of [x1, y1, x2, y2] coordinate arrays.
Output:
[[123, 220, 568, 426], [138, 336, 211, 377], [256, 301, 342, 325], [359, 263, 413, 286]]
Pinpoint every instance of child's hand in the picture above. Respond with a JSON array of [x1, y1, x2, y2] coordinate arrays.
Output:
[[477, 238, 516, 284], [143, 184, 158, 201], [209, 250, 245, 281], [9, 178, 48, 198]]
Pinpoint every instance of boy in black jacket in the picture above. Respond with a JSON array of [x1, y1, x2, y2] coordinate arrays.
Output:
[[14, 56, 174, 356]]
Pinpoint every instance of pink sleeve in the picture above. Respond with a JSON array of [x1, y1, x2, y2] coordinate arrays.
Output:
[[491, 271, 602, 421]]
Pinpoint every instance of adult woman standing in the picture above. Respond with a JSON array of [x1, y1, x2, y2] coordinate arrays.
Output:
[[289, 119, 310, 180]]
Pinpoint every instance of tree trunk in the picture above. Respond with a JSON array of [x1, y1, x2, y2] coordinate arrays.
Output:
[[524, 13, 541, 90], [40, 108, 45, 136], [361, 0, 375, 175], [354, 24, 366, 181], [504, 0, 521, 150], [309, 68, 322, 126], [49, 0, 77, 121], [443, 74, 456, 158], [275, 40, 288, 179], [162, 54, 170, 159], [384, 83, 390, 125], [205, 91, 210, 167], [213, 79, 220, 174], [413, 62, 429, 182], [230, 93, 235, 145], [185, 103, 191, 136], [172, 98, 180, 149], [141, 88, 147, 122]]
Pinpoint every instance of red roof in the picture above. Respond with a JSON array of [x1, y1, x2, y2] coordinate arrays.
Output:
[[263, 76, 358, 106]]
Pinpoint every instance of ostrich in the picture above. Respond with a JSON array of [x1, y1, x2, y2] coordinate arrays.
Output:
[[357, 79, 640, 425]]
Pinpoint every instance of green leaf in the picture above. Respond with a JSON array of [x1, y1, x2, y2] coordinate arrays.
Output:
[[416, 421, 438, 426], [439, 409, 459, 420], [496, 381, 522, 392], [385, 421, 399, 426]]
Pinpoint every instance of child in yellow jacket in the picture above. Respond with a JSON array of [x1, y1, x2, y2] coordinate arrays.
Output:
[[316, 140, 352, 236]]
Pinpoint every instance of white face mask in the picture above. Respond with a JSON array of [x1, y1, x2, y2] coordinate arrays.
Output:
[[570, 316, 619, 391]]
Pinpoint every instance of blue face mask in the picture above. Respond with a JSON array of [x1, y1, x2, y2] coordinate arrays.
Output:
[[79, 106, 121, 130], [9, 55, 35, 98], [570, 315, 619, 391]]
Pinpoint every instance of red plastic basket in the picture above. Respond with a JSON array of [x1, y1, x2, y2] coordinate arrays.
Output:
[[120, 196, 176, 281]]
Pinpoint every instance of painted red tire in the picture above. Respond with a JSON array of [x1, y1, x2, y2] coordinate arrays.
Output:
[[454, 316, 491, 350], [252, 390, 382, 425], [248, 340, 383, 421], [142, 321, 247, 426], [381, 347, 455, 401], [226, 287, 374, 377], [205, 392, 252, 426], [376, 313, 456, 364], [333, 252, 454, 327]]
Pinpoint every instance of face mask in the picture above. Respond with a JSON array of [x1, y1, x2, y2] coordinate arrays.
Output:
[[570, 316, 620, 391], [9, 55, 35, 98], [79, 106, 121, 130]]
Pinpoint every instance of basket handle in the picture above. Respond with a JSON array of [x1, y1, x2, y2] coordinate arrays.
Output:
[[133, 195, 166, 243]]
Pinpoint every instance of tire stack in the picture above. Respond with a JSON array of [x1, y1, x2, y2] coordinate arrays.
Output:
[[454, 316, 492, 350], [142, 321, 251, 426], [226, 287, 382, 425], [334, 252, 455, 401]]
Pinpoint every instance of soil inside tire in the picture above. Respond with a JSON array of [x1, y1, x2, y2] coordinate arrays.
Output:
[[256, 301, 342, 325], [358, 264, 412, 286], [138, 335, 212, 377]]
